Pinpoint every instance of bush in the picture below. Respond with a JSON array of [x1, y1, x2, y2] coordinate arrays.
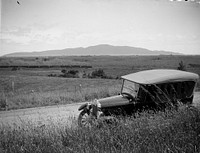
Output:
[[48, 74, 57, 77], [82, 71, 87, 78], [91, 68, 106, 78], [60, 69, 114, 79], [61, 69, 79, 78], [68, 70, 79, 75], [0, 94, 8, 110], [11, 67, 20, 71], [177, 61, 187, 71], [61, 69, 67, 74]]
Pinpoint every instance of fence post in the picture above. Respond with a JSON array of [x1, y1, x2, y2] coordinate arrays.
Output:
[[12, 81, 15, 92], [5, 98, 8, 111]]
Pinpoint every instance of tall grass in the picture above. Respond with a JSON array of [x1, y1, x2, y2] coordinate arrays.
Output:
[[0, 86, 120, 110], [0, 77, 121, 110], [1, 106, 200, 153]]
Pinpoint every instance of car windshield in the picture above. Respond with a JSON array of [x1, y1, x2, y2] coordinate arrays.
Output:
[[122, 80, 139, 98]]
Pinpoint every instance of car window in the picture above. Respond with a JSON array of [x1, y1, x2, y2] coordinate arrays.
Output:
[[122, 80, 139, 98], [156, 81, 195, 101], [152, 84, 171, 103], [180, 81, 195, 98], [137, 85, 148, 102]]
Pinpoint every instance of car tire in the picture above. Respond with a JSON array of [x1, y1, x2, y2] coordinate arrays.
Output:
[[78, 110, 95, 128]]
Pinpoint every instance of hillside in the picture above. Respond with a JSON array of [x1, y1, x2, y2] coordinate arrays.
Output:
[[3, 44, 181, 57]]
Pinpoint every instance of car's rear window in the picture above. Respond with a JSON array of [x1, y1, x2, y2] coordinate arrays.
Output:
[[157, 81, 196, 99]]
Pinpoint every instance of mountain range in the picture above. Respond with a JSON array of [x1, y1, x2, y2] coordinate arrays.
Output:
[[3, 44, 181, 57]]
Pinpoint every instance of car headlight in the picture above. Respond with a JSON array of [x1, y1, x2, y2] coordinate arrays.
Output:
[[93, 99, 101, 108]]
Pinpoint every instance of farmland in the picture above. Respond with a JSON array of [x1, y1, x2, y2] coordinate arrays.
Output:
[[1, 55, 200, 153], [1, 55, 200, 77], [0, 55, 200, 110]]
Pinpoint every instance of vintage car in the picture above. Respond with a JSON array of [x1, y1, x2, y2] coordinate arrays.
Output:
[[78, 69, 199, 127]]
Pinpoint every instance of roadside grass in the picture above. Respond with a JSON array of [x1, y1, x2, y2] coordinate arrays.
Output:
[[0, 105, 200, 153], [1, 86, 119, 110], [0, 76, 121, 110]]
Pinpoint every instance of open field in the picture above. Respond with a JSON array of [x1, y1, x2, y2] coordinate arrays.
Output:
[[0, 55, 200, 110], [0, 55, 200, 153], [1, 55, 200, 77]]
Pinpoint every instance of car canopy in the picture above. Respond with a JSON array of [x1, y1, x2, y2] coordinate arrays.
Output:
[[121, 69, 199, 85]]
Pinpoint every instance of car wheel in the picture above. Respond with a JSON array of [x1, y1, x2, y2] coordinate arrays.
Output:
[[78, 110, 95, 128]]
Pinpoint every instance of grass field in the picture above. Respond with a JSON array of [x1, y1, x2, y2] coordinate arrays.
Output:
[[0, 106, 200, 153], [0, 55, 200, 153], [0, 55, 200, 110], [0, 76, 121, 110], [1, 55, 200, 77]]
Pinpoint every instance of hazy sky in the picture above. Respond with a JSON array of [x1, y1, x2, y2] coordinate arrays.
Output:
[[1, 0, 200, 56]]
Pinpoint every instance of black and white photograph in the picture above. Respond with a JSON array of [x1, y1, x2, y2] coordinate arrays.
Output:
[[1, 0, 200, 152]]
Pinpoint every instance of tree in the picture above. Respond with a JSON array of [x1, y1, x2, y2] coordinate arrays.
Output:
[[61, 69, 67, 74], [177, 61, 186, 71], [61, 69, 79, 78], [91, 69, 106, 78]]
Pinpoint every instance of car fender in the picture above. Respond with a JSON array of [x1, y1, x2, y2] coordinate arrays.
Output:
[[78, 103, 90, 111]]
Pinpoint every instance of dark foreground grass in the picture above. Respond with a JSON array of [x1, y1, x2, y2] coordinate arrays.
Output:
[[1, 106, 200, 153]]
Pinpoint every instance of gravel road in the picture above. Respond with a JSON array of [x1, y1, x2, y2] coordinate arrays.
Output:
[[0, 92, 200, 127], [0, 102, 83, 127]]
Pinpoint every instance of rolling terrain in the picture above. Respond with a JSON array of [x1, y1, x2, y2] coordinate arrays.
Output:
[[0, 55, 200, 111], [3, 44, 181, 57], [0, 55, 200, 153]]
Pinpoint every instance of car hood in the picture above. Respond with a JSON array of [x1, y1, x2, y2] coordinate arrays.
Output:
[[98, 95, 130, 108]]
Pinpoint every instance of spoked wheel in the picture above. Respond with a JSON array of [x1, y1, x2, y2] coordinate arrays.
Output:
[[78, 110, 95, 128]]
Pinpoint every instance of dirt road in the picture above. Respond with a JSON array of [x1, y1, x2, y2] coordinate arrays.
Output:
[[1, 92, 200, 127], [0, 102, 82, 127]]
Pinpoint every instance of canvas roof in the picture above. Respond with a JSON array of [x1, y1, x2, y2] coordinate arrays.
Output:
[[121, 69, 199, 85]]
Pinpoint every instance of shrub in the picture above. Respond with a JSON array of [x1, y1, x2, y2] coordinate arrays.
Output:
[[91, 69, 106, 78], [0, 94, 8, 110], [82, 71, 87, 78], [116, 76, 120, 79], [61, 69, 79, 78], [177, 61, 186, 71], [48, 74, 57, 77], [68, 70, 79, 75], [61, 69, 67, 74], [11, 67, 20, 71]]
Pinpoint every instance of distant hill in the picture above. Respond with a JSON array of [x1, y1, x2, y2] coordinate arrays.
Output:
[[3, 44, 182, 57]]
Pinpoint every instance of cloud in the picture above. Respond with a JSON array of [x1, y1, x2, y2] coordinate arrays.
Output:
[[1, 26, 31, 36], [1, 33, 32, 45], [1, 25, 65, 45]]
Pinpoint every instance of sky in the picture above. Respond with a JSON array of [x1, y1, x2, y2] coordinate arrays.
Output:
[[1, 0, 200, 56]]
